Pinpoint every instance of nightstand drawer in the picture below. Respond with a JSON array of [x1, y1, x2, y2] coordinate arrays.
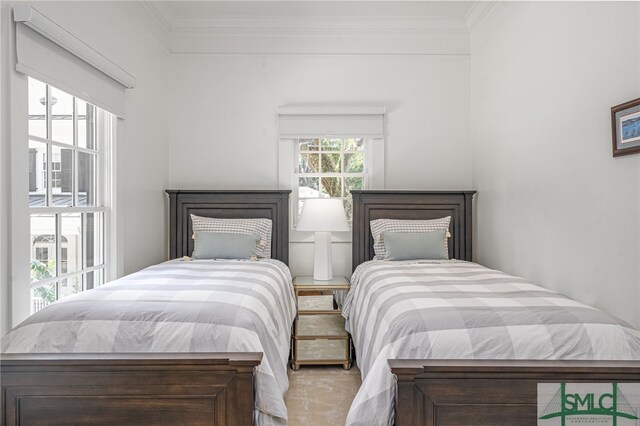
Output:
[[296, 314, 348, 337], [294, 337, 349, 362], [298, 295, 334, 312]]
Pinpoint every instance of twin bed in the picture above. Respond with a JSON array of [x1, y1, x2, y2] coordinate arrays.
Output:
[[2, 189, 640, 425], [346, 190, 640, 425], [2, 190, 293, 426]]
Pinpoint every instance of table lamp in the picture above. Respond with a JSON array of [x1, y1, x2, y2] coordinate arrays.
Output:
[[296, 198, 350, 281]]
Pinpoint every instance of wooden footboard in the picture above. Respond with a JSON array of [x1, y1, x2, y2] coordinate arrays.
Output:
[[390, 359, 640, 426], [1, 352, 262, 426]]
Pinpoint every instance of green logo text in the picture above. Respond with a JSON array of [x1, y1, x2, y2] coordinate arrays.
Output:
[[540, 383, 638, 426]]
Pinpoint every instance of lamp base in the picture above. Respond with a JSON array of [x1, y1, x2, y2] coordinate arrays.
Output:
[[312, 231, 333, 281]]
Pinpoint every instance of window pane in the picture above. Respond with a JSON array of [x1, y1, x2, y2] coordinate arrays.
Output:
[[77, 99, 96, 150], [344, 177, 365, 197], [50, 87, 74, 145], [51, 146, 73, 206], [28, 78, 47, 138], [298, 153, 319, 173], [298, 139, 319, 152], [344, 138, 365, 151], [31, 282, 56, 313], [59, 276, 82, 299], [29, 140, 47, 206], [85, 269, 105, 290], [320, 138, 341, 151], [321, 153, 341, 173], [31, 214, 56, 282], [344, 152, 364, 173], [320, 177, 341, 198], [61, 213, 82, 274], [78, 152, 96, 206], [85, 212, 104, 268], [298, 177, 319, 198]]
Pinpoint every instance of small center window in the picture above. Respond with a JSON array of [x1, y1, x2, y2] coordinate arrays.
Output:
[[294, 138, 368, 224]]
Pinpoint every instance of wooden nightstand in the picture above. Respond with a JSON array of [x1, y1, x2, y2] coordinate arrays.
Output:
[[291, 276, 351, 370]]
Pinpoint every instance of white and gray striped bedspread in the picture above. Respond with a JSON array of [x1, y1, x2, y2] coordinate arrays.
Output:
[[2, 259, 297, 426], [343, 260, 640, 426]]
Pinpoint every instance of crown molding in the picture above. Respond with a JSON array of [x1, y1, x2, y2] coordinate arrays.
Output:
[[467, 1, 528, 51], [465, 1, 496, 33], [135, 1, 480, 55], [139, 0, 172, 34], [117, 1, 171, 53], [170, 15, 469, 35]]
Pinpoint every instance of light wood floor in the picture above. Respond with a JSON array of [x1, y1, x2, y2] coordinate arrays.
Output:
[[285, 365, 362, 426]]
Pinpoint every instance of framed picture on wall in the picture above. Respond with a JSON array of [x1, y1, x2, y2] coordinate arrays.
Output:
[[611, 97, 640, 157]]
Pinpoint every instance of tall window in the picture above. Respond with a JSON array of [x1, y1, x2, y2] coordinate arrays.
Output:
[[294, 138, 368, 225], [28, 77, 112, 313]]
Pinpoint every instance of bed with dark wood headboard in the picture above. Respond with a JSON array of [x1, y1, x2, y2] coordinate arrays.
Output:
[[2, 190, 291, 426], [166, 189, 291, 263], [350, 190, 640, 426], [351, 190, 475, 270]]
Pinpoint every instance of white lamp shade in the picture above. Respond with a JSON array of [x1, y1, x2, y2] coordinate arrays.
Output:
[[296, 198, 350, 232]]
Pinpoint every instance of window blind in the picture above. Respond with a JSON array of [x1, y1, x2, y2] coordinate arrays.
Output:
[[278, 106, 385, 138], [13, 6, 135, 118]]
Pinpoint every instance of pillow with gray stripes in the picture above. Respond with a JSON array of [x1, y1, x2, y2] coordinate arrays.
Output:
[[370, 217, 451, 260], [190, 215, 272, 258]]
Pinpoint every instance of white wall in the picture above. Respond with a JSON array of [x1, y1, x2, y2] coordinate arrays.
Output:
[[1, 3, 12, 336], [169, 54, 471, 277], [471, 1, 640, 327], [0, 1, 171, 333]]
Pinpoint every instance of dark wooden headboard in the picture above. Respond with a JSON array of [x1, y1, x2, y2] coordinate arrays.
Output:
[[351, 190, 476, 271], [166, 190, 291, 265]]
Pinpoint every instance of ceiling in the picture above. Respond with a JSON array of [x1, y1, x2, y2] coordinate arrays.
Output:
[[151, 1, 475, 22]]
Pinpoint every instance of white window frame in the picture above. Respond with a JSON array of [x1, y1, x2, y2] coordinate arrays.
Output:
[[292, 137, 371, 226], [26, 78, 114, 312]]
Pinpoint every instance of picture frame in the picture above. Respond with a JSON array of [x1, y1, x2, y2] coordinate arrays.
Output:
[[611, 97, 640, 157]]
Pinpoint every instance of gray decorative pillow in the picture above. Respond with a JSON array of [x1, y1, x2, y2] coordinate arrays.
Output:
[[382, 230, 449, 261], [192, 232, 260, 260], [190, 215, 272, 258], [370, 217, 451, 260]]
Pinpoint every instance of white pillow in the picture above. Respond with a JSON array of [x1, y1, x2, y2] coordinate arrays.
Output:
[[190, 215, 273, 258], [370, 217, 451, 260]]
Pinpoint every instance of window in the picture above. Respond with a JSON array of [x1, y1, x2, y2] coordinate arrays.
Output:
[[278, 105, 385, 234], [35, 247, 49, 263], [294, 138, 368, 224], [28, 77, 112, 313]]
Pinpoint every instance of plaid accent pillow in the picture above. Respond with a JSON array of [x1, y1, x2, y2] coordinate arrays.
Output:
[[370, 217, 451, 260], [190, 215, 273, 258]]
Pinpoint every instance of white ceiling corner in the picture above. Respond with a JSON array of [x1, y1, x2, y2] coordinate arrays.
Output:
[[140, 0, 174, 31], [465, 1, 496, 33], [118, 1, 172, 52]]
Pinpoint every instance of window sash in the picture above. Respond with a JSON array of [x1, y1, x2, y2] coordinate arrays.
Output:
[[29, 264, 106, 289], [292, 138, 371, 225], [28, 79, 111, 310]]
